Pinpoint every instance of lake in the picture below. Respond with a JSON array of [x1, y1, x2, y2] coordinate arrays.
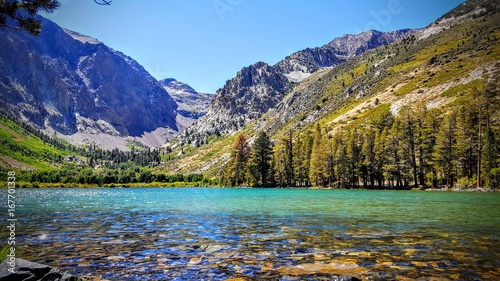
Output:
[[2, 188, 499, 280]]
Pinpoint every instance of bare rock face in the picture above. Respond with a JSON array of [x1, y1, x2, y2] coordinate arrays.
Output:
[[276, 29, 416, 73], [185, 61, 288, 143], [160, 78, 213, 120], [0, 16, 178, 140], [0, 258, 78, 281], [179, 29, 416, 146]]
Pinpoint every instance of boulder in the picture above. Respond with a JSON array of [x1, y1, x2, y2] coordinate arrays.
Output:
[[0, 258, 78, 281]]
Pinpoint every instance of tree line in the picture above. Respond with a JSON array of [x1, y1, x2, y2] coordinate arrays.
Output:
[[16, 162, 207, 186], [0, 112, 163, 168], [221, 86, 499, 189]]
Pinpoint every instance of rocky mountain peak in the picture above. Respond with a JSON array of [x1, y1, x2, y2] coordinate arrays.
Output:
[[159, 78, 213, 134], [160, 78, 198, 96], [176, 28, 416, 147], [181, 61, 288, 144], [0, 16, 179, 150]]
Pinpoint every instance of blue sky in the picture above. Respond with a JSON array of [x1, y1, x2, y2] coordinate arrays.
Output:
[[43, 0, 465, 94]]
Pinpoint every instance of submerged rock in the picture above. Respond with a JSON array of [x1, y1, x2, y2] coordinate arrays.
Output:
[[0, 258, 78, 281], [276, 260, 367, 278]]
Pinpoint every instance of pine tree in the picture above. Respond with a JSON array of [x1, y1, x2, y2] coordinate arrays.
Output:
[[249, 131, 273, 187], [478, 83, 499, 188], [434, 113, 458, 187], [0, 0, 60, 35], [399, 106, 418, 187], [384, 120, 403, 188], [362, 128, 376, 188], [456, 101, 478, 181], [324, 134, 336, 187], [223, 134, 251, 186], [421, 108, 443, 187], [273, 131, 294, 187], [273, 140, 286, 187], [482, 126, 498, 188], [374, 127, 388, 187], [309, 124, 328, 187], [293, 132, 313, 187], [346, 127, 363, 188], [333, 130, 349, 188], [285, 130, 294, 186], [414, 103, 428, 187]]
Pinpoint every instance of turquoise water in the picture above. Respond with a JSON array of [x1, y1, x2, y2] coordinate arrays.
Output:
[[1, 188, 499, 280]]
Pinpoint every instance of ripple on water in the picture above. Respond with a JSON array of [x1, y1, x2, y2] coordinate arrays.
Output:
[[5, 188, 500, 280]]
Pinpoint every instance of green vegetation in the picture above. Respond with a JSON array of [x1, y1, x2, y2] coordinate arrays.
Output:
[[2, 0, 499, 190], [0, 245, 10, 261], [221, 131, 274, 187], [219, 84, 499, 189], [208, 3, 500, 190], [0, 113, 213, 187], [0, 114, 71, 170], [1, 163, 212, 188], [248, 131, 273, 187], [221, 134, 251, 186], [0, 0, 60, 35]]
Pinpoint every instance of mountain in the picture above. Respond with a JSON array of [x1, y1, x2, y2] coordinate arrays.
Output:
[[185, 61, 288, 141], [160, 0, 500, 177], [178, 29, 416, 146], [275, 29, 416, 75], [159, 78, 212, 120], [0, 16, 179, 150], [159, 78, 213, 136]]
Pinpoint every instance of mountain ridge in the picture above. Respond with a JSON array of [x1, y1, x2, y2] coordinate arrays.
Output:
[[177, 28, 417, 147], [160, 78, 213, 132], [0, 16, 207, 151], [159, 0, 499, 179]]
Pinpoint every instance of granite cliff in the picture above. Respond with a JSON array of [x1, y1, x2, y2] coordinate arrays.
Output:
[[0, 17, 180, 150]]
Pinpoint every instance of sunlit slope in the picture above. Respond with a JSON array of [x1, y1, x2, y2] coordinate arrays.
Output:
[[158, 1, 500, 177], [0, 115, 72, 171]]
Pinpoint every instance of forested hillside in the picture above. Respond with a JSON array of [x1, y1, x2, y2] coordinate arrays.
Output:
[[160, 0, 500, 189], [0, 112, 207, 187], [1, 0, 498, 190]]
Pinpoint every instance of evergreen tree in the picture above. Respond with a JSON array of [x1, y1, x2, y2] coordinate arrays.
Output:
[[274, 132, 294, 187], [293, 131, 313, 187], [384, 120, 403, 188], [362, 127, 376, 188], [478, 83, 499, 188], [346, 127, 363, 188], [399, 105, 419, 187], [482, 126, 498, 187], [0, 0, 60, 35], [456, 101, 479, 181], [324, 134, 336, 187], [249, 131, 273, 187], [285, 130, 294, 186], [309, 124, 328, 186], [223, 134, 251, 186], [434, 113, 459, 187], [413, 103, 428, 187], [421, 108, 442, 187], [374, 127, 389, 187], [332, 131, 349, 188]]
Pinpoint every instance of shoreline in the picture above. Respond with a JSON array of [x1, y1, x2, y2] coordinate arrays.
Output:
[[0, 182, 497, 192]]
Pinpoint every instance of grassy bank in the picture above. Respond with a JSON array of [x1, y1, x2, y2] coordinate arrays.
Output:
[[0, 181, 214, 188]]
